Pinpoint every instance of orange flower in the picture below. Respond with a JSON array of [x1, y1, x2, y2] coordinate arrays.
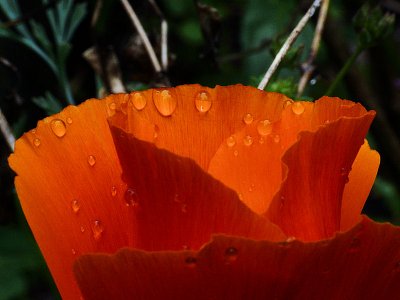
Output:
[[8, 85, 400, 299]]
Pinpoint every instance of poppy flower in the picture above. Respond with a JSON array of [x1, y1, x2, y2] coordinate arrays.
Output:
[[8, 85, 400, 299]]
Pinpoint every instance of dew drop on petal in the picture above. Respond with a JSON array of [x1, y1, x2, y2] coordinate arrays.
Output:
[[233, 150, 239, 157], [181, 203, 188, 213], [286, 236, 296, 242], [71, 248, 76, 255], [195, 91, 212, 113], [243, 113, 254, 125], [273, 135, 280, 143], [80, 226, 85, 233], [243, 135, 253, 146], [224, 247, 238, 263], [71, 199, 81, 213], [283, 99, 294, 108], [259, 137, 265, 144], [132, 92, 147, 110], [66, 117, 73, 124], [111, 186, 117, 197], [108, 102, 116, 110], [185, 256, 197, 268], [257, 119, 272, 136], [50, 119, 66, 137], [33, 138, 41, 147], [291, 102, 305, 115], [124, 188, 139, 207], [226, 135, 236, 147], [87, 155, 96, 167], [30, 129, 36, 134], [154, 90, 176, 116], [92, 220, 104, 240]]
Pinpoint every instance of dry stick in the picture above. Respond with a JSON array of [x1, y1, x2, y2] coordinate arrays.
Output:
[[258, 0, 322, 91], [0, 108, 15, 151], [120, 0, 162, 73], [297, 0, 330, 97], [147, 0, 168, 71]]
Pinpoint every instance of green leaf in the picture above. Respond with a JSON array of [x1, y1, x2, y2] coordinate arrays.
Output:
[[0, 0, 32, 39], [30, 20, 54, 59], [65, 2, 87, 41], [32, 91, 63, 115]]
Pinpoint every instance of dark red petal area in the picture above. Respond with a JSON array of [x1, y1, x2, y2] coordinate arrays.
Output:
[[108, 117, 285, 251], [266, 112, 375, 241], [74, 216, 400, 300]]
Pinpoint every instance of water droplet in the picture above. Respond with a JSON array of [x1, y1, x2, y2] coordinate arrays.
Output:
[[33, 138, 41, 147], [111, 186, 117, 197], [153, 125, 160, 140], [66, 117, 73, 124], [348, 237, 361, 253], [286, 236, 296, 242], [50, 119, 66, 137], [243, 135, 253, 146], [257, 119, 272, 136], [233, 150, 239, 157], [87, 155, 96, 167], [243, 113, 254, 125], [174, 193, 181, 203], [224, 247, 238, 263], [195, 91, 212, 113], [226, 135, 236, 147], [273, 135, 280, 143], [259, 137, 265, 144], [248, 184, 255, 192], [283, 99, 294, 108], [185, 256, 197, 268], [124, 188, 139, 207], [310, 77, 317, 85], [71, 199, 81, 213], [291, 102, 305, 115], [238, 193, 243, 200], [30, 129, 36, 134], [108, 102, 116, 110], [154, 90, 176, 116], [92, 220, 104, 240], [71, 248, 76, 255], [80, 226, 85, 233], [181, 203, 188, 213], [132, 92, 147, 110]]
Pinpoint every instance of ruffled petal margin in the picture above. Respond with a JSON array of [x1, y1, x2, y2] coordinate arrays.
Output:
[[74, 216, 400, 300]]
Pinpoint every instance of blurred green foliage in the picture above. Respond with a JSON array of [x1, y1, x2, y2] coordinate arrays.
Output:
[[0, 0, 399, 298]]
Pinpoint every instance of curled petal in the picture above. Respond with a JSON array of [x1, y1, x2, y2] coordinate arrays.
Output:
[[74, 216, 400, 300]]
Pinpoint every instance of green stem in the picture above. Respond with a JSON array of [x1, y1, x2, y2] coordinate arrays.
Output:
[[325, 45, 363, 96]]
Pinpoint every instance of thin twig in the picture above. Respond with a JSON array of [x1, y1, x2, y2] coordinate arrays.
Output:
[[297, 0, 330, 97], [91, 0, 103, 27], [147, 0, 168, 71], [258, 0, 322, 90], [0, 107, 15, 151], [120, 0, 162, 73]]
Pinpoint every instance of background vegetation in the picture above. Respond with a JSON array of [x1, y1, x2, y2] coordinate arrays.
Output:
[[0, 0, 399, 298]]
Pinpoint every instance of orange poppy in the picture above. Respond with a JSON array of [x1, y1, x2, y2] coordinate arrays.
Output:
[[8, 85, 400, 299]]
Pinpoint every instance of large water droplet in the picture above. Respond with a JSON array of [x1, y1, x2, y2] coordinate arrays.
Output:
[[92, 220, 104, 240], [71, 199, 81, 213], [111, 186, 117, 197], [257, 119, 272, 136], [243, 135, 253, 146], [243, 113, 254, 125], [195, 91, 212, 113], [224, 247, 238, 263], [50, 119, 66, 137], [33, 138, 41, 147], [87, 155, 96, 167], [124, 188, 139, 207], [154, 90, 176, 116], [291, 102, 305, 115], [226, 135, 236, 147], [185, 256, 197, 268], [132, 92, 147, 110]]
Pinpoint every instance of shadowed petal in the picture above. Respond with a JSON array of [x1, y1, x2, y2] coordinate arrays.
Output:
[[74, 216, 400, 300], [108, 114, 285, 251], [266, 110, 375, 241]]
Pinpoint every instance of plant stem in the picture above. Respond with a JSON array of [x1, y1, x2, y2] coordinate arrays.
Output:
[[325, 45, 363, 96]]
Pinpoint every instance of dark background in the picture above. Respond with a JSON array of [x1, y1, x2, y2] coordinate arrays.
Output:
[[0, 0, 399, 298]]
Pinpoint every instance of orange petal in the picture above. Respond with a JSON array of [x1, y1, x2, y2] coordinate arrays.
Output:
[[120, 84, 288, 170], [341, 140, 380, 230], [8, 95, 135, 300], [266, 105, 375, 241], [74, 216, 400, 300], [108, 114, 285, 251], [209, 97, 373, 215]]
